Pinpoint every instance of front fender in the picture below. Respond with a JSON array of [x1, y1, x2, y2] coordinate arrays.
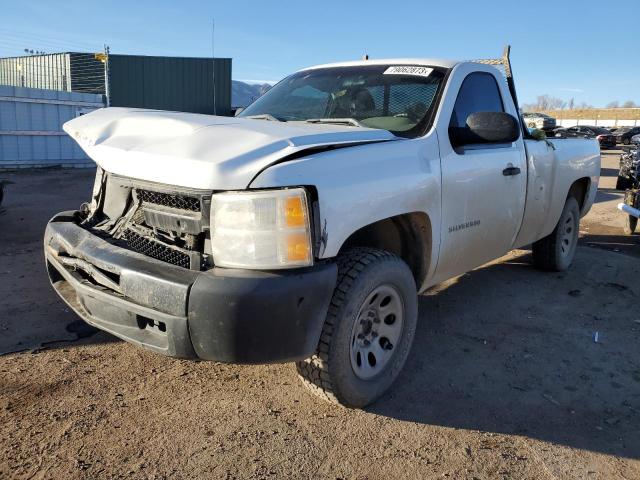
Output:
[[250, 132, 442, 281]]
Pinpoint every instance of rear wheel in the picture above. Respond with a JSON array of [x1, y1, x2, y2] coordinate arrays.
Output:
[[624, 215, 637, 235], [296, 248, 418, 408], [623, 138, 631, 145], [532, 196, 580, 271]]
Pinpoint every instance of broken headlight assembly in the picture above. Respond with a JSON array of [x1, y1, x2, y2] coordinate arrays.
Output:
[[210, 188, 313, 269]]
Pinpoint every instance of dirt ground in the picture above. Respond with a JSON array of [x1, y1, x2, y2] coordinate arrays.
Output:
[[1, 152, 639, 479]]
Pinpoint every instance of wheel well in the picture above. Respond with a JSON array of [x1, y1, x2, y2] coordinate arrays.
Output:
[[568, 177, 591, 212], [338, 212, 432, 290]]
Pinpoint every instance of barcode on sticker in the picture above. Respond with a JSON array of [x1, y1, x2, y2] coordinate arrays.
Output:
[[383, 66, 433, 78]]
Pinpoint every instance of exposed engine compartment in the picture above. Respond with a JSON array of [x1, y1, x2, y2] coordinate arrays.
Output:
[[81, 168, 213, 270]]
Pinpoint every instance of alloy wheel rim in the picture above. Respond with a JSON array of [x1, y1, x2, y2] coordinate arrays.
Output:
[[349, 284, 404, 380]]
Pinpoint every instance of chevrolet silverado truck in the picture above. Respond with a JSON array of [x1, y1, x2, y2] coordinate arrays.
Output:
[[45, 50, 600, 407]]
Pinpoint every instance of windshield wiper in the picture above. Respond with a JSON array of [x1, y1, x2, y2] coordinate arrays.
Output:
[[305, 118, 364, 127], [244, 114, 284, 122]]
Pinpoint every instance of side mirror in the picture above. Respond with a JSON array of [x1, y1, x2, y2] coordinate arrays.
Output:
[[233, 107, 245, 117], [450, 111, 520, 147]]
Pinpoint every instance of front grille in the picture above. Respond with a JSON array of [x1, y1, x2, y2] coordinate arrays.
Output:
[[123, 228, 191, 269], [137, 189, 201, 212]]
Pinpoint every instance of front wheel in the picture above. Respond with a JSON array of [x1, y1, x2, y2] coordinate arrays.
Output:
[[532, 196, 580, 271], [296, 248, 418, 408]]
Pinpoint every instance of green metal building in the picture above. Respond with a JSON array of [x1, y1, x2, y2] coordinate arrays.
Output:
[[108, 55, 231, 115], [0, 53, 232, 116]]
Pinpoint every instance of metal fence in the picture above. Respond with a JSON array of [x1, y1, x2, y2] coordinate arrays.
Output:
[[0, 52, 107, 96], [0, 84, 103, 168]]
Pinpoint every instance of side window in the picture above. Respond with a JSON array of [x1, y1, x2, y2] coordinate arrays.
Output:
[[449, 72, 505, 145]]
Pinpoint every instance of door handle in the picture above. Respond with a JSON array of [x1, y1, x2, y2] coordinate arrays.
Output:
[[502, 165, 521, 176]]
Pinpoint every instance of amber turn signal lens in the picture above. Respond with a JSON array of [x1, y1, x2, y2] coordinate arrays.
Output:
[[286, 232, 311, 262], [284, 196, 306, 227]]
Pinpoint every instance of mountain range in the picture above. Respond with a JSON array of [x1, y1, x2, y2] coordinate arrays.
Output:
[[232, 80, 272, 108]]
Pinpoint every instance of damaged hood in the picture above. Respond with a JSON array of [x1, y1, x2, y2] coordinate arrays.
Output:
[[64, 107, 398, 189]]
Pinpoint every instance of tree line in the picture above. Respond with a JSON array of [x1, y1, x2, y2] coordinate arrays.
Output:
[[522, 95, 637, 111]]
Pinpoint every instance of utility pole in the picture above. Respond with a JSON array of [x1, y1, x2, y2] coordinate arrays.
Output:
[[95, 45, 110, 107], [211, 18, 217, 115], [103, 44, 111, 107]]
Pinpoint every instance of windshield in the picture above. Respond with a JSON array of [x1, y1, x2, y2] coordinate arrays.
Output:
[[239, 65, 446, 138], [592, 127, 611, 134]]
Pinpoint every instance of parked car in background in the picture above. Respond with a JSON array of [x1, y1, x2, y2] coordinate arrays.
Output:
[[522, 112, 556, 130], [555, 125, 616, 149], [631, 133, 640, 145], [615, 126, 640, 145]]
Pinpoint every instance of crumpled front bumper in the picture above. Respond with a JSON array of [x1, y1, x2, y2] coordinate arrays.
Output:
[[44, 212, 337, 363]]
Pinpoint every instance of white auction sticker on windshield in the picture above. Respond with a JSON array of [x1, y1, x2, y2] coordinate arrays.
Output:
[[383, 66, 433, 77]]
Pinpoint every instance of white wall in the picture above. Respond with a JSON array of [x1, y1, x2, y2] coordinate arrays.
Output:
[[557, 118, 638, 127]]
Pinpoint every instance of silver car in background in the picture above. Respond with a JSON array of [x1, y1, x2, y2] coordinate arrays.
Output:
[[523, 112, 557, 130]]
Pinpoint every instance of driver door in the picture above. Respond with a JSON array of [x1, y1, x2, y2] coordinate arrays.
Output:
[[434, 70, 527, 282]]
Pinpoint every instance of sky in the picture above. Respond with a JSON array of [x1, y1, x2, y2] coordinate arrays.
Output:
[[1, 0, 638, 107]]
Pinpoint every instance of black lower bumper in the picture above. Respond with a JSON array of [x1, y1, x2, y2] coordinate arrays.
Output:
[[44, 212, 337, 363]]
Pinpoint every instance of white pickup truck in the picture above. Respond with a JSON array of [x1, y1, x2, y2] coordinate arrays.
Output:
[[46, 52, 600, 407]]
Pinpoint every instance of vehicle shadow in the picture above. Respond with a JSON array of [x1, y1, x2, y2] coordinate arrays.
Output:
[[600, 167, 619, 178], [580, 222, 640, 258], [369, 250, 640, 459], [593, 190, 622, 204]]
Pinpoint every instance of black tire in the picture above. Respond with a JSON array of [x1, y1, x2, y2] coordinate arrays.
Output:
[[623, 138, 630, 145], [624, 215, 637, 235], [532, 196, 580, 271], [616, 175, 632, 191], [296, 248, 418, 408]]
